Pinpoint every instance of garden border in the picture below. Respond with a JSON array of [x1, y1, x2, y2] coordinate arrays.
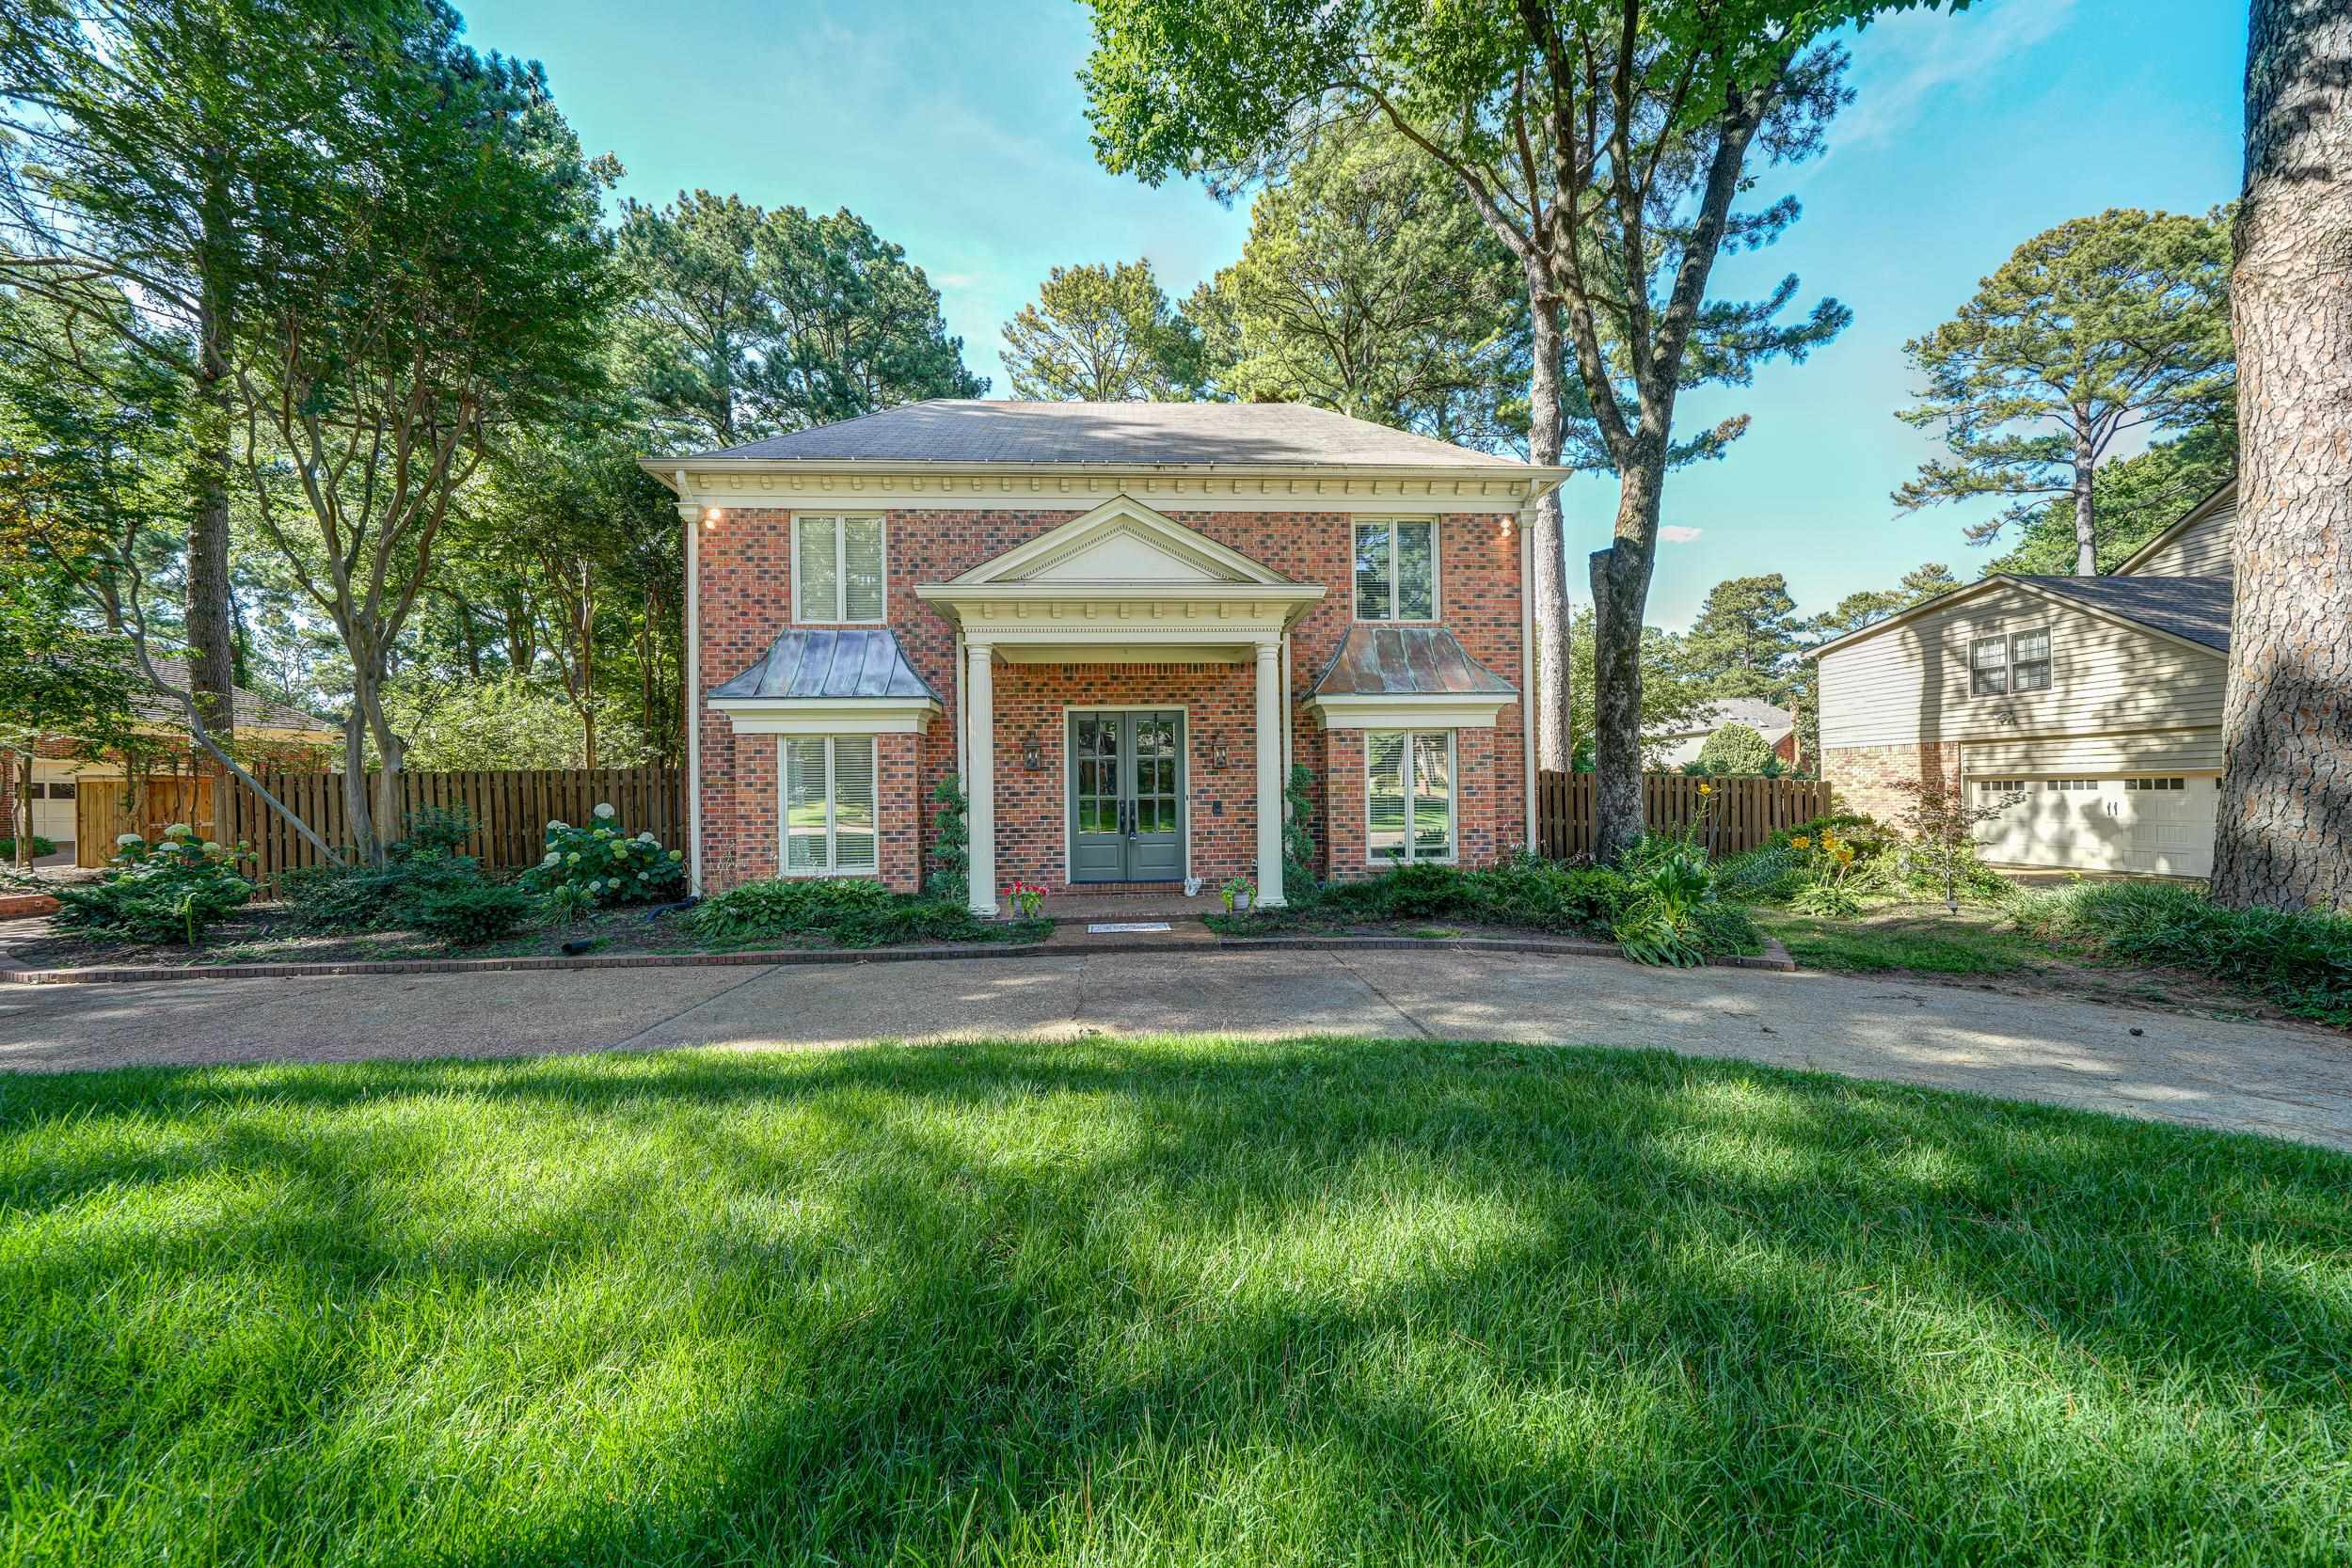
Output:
[[0, 930, 1793, 985]]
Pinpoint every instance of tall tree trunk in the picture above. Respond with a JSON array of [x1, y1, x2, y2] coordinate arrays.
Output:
[[1525, 285, 1573, 775], [2071, 412, 2098, 574], [2212, 0, 2352, 911], [1589, 462, 1661, 863], [188, 262, 238, 777], [14, 752, 34, 868]]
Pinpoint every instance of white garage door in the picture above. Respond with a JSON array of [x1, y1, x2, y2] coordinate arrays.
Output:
[[29, 782, 77, 845], [1972, 774, 2217, 877]]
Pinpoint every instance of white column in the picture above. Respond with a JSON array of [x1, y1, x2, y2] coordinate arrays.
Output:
[[1254, 640, 1286, 907], [964, 640, 998, 914]]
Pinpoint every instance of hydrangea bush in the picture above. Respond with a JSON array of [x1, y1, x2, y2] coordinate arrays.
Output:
[[519, 801, 687, 907], [53, 824, 257, 945]]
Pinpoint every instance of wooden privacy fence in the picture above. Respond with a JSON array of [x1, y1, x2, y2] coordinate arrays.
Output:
[[221, 767, 685, 879], [1537, 771, 1832, 862]]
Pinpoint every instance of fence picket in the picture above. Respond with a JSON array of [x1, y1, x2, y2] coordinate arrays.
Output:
[[1537, 771, 1826, 862]]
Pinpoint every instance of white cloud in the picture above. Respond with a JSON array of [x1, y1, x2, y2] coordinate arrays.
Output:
[[930, 273, 979, 290], [1836, 0, 2078, 150], [1659, 526, 1705, 545]]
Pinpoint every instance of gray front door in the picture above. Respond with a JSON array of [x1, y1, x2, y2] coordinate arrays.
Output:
[[1068, 710, 1184, 883]]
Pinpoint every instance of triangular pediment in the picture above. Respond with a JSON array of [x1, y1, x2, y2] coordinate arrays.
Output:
[[948, 495, 1295, 588]]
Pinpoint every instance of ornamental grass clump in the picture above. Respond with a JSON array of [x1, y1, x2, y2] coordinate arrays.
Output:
[[519, 802, 687, 908], [2011, 880, 2352, 1026], [52, 826, 256, 945]]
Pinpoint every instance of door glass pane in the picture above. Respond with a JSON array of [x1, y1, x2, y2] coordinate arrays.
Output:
[[1354, 523, 1392, 620], [1411, 733, 1452, 859], [1076, 716, 1120, 835], [832, 736, 877, 871], [1367, 732, 1406, 862], [1133, 716, 1176, 836], [1396, 522, 1436, 619], [784, 736, 828, 871], [841, 516, 885, 622], [798, 516, 840, 621]]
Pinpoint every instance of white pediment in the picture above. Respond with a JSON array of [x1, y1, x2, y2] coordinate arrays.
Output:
[[948, 495, 1295, 588]]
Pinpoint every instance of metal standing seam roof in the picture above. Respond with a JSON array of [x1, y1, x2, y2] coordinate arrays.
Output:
[[709, 628, 941, 702], [2010, 575, 2234, 653], [683, 400, 1532, 469], [1311, 626, 1518, 698]]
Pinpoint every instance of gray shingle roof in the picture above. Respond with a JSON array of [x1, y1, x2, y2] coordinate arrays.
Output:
[[686, 400, 1527, 468], [1659, 698, 1793, 739], [2011, 575, 2233, 653], [710, 628, 940, 702], [133, 658, 336, 734], [1311, 626, 1518, 698]]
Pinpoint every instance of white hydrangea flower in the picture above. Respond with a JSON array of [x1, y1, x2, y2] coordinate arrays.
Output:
[[202, 841, 222, 852], [637, 832, 656, 843], [542, 850, 560, 866], [593, 802, 616, 819], [116, 832, 144, 847], [164, 822, 191, 837], [547, 819, 569, 832]]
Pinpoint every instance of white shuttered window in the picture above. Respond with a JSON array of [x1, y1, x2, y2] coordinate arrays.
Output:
[[782, 736, 880, 875], [794, 515, 886, 623], [1366, 730, 1455, 863]]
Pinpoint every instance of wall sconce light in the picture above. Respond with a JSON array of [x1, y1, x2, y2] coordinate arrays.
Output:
[[1022, 736, 1042, 770], [703, 506, 722, 530], [1208, 734, 1230, 770], [1500, 513, 1516, 539]]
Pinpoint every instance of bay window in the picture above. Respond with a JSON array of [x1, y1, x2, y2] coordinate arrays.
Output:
[[1367, 730, 1454, 863], [782, 736, 879, 875]]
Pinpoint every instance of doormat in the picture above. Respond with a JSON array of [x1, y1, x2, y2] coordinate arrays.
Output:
[[1087, 921, 1173, 934]]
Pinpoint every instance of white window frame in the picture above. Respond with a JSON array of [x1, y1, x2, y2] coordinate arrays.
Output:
[[1352, 517, 1439, 623], [791, 513, 888, 625], [1968, 634, 2009, 696], [779, 735, 881, 878], [2009, 627, 2053, 692], [1366, 728, 1457, 865]]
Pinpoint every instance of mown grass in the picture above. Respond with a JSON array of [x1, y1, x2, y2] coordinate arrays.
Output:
[[1753, 907, 2046, 976], [4, 1037, 2348, 1566]]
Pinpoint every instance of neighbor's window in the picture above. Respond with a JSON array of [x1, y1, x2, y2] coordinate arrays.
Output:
[[1354, 519, 1438, 621], [1969, 635, 2009, 695], [2010, 628, 2052, 691], [794, 514, 886, 623], [1367, 730, 1454, 863], [781, 736, 878, 875]]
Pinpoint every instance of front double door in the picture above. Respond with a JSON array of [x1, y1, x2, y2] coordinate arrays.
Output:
[[1069, 710, 1184, 882]]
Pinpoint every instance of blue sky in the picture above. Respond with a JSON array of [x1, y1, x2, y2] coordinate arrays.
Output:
[[463, 0, 2246, 632]]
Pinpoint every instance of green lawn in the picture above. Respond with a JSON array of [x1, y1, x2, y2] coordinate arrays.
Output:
[[1755, 906, 2049, 976], [5, 1037, 2348, 1565]]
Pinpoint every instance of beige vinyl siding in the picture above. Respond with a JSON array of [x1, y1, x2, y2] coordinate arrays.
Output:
[[1816, 582, 2227, 751], [2122, 496, 2235, 578], [1962, 729, 2222, 776]]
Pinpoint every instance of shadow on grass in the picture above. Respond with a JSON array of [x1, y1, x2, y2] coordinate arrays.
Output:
[[3, 1039, 2348, 1565]]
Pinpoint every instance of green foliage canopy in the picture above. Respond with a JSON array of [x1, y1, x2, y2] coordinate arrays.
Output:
[[999, 260, 1201, 402]]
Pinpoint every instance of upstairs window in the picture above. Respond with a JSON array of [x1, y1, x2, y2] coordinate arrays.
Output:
[[1354, 519, 1438, 621], [794, 515, 886, 623], [1971, 628, 2053, 696]]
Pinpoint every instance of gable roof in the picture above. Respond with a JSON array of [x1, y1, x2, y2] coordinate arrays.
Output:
[[134, 658, 337, 735], [2113, 477, 2238, 576], [1311, 626, 1517, 698], [942, 494, 1297, 588], [1807, 572, 2233, 662], [2008, 574, 2233, 653], [709, 628, 939, 703], [1655, 698, 1794, 739], [683, 400, 1529, 469]]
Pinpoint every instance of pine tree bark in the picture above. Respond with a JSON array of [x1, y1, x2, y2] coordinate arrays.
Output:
[[187, 260, 239, 779], [2071, 410, 2098, 574], [1525, 285, 1573, 775], [2212, 0, 2352, 911]]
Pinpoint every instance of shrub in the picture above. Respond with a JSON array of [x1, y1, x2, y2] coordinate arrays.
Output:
[[537, 881, 598, 927], [1697, 723, 1774, 776], [1224, 856, 1636, 937], [389, 804, 476, 860], [0, 834, 58, 861], [278, 854, 483, 933], [409, 881, 535, 944], [1713, 845, 1811, 903], [519, 802, 687, 908], [926, 775, 970, 900], [685, 878, 1028, 949], [2011, 881, 2352, 1026], [52, 827, 255, 945]]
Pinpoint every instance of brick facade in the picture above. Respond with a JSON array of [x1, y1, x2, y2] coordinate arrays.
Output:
[[1821, 740, 1960, 825], [692, 502, 1528, 896]]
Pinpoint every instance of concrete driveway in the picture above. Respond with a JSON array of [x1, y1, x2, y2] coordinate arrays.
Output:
[[3, 948, 2347, 1150]]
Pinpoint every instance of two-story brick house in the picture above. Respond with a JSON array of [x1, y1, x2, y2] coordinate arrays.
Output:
[[647, 401, 1569, 912]]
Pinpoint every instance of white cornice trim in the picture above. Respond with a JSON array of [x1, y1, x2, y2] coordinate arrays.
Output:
[[646, 459, 1567, 515], [707, 697, 941, 736], [1306, 693, 1515, 731]]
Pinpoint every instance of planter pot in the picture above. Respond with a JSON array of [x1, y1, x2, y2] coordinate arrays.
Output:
[[1232, 891, 1253, 912]]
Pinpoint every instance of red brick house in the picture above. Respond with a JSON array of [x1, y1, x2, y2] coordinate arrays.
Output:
[[647, 401, 1568, 912]]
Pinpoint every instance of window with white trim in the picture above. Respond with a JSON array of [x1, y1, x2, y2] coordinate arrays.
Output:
[[794, 515, 886, 623], [781, 736, 879, 875], [1354, 519, 1438, 621], [1971, 628, 2052, 695], [1367, 730, 1454, 863], [1969, 635, 2009, 695]]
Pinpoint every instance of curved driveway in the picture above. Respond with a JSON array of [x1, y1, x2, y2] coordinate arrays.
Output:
[[3, 947, 2347, 1150]]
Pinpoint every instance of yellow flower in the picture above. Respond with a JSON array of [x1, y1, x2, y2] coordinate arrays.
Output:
[[1790, 835, 1811, 850], [1836, 847, 1855, 864], [1698, 783, 1713, 796]]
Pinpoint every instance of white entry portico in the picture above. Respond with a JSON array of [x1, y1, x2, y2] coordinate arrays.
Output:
[[914, 496, 1325, 914]]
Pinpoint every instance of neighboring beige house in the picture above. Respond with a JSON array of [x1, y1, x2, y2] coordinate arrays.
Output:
[[1648, 697, 1798, 769], [1810, 481, 2236, 878]]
